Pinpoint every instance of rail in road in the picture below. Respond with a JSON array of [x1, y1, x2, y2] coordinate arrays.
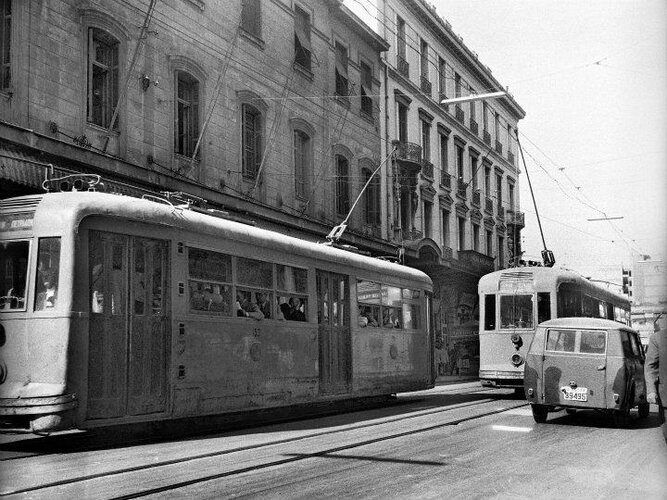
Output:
[[0, 385, 526, 499]]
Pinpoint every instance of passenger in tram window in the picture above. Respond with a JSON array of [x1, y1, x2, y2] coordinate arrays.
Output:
[[236, 290, 264, 320], [278, 301, 291, 320], [382, 308, 399, 328], [257, 292, 272, 319], [359, 306, 378, 327], [358, 306, 368, 327], [289, 297, 306, 321], [35, 270, 57, 310]]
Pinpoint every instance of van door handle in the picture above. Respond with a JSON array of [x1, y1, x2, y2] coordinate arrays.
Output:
[[597, 364, 606, 371]]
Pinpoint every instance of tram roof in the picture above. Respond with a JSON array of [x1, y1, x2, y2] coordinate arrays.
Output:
[[17, 192, 433, 289], [538, 317, 636, 332], [478, 266, 629, 304]]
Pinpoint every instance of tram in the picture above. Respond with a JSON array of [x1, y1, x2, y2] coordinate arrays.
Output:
[[0, 189, 434, 433], [478, 266, 630, 390]]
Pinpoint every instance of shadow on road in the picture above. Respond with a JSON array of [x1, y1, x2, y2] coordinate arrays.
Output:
[[0, 385, 518, 455]]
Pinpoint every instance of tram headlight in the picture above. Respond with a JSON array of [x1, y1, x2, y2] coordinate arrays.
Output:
[[510, 334, 523, 348], [511, 353, 524, 367]]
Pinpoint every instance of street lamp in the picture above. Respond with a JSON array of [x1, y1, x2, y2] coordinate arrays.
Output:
[[440, 91, 506, 106]]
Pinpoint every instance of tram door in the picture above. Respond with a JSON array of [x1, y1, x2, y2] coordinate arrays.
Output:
[[316, 270, 351, 394], [87, 231, 170, 420]]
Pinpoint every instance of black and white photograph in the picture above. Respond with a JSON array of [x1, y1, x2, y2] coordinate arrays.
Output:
[[0, 0, 665, 498]]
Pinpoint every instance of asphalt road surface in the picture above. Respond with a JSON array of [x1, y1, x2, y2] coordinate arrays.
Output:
[[1, 383, 665, 499]]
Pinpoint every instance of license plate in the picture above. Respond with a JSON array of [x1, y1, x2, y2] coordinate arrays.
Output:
[[561, 386, 588, 402]]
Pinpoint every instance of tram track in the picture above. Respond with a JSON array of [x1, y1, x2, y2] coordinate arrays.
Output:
[[0, 392, 526, 498]]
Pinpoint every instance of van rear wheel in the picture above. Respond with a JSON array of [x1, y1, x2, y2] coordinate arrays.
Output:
[[531, 404, 548, 423], [612, 408, 630, 428], [638, 403, 650, 419]]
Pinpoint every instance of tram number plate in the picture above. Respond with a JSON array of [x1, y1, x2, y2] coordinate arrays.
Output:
[[561, 386, 588, 402]]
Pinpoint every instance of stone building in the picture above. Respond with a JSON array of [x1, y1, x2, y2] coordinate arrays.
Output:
[[370, 0, 526, 376], [625, 256, 667, 347], [0, 0, 393, 253]]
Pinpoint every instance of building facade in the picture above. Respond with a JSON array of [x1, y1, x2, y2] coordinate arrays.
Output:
[[373, 0, 526, 377], [0, 0, 393, 252]]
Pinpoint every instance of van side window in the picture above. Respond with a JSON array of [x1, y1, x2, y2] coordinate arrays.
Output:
[[579, 330, 606, 354]]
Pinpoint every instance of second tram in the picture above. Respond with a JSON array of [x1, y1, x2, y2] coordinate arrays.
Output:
[[478, 266, 630, 389]]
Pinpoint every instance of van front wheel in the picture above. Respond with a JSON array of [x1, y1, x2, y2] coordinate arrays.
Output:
[[531, 404, 548, 423]]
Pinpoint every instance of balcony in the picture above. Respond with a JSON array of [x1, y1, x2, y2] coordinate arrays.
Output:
[[508, 151, 515, 164], [457, 250, 495, 275], [421, 159, 434, 180], [397, 55, 409, 78], [506, 210, 525, 228], [495, 140, 503, 154], [393, 141, 423, 175], [485, 196, 493, 214], [455, 105, 465, 123], [440, 171, 451, 190], [403, 228, 424, 242], [472, 190, 481, 207], [456, 179, 467, 199], [420, 76, 432, 97], [483, 130, 491, 145], [469, 119, 478, 135]]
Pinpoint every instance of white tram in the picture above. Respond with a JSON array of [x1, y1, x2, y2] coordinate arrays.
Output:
[[0, 191, 434, 433], [478, 266, 631, 390]]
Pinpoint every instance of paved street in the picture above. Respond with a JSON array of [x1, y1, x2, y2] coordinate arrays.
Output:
[[1, 382, 664, 499]]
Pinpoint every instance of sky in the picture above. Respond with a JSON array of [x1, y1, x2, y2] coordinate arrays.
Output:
[[347, 0, 667, 289]]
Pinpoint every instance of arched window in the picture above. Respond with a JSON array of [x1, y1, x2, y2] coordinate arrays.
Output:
[[242, 103, 262, 179], [335, 154, 350, 217], [175, 70, 200, 158], [363, 167, 381, 226], [294, 129, 310, 199], [87, 28, 119, 129]]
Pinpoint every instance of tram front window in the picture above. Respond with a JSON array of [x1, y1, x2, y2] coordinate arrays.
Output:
[[34, 238, 61, 311], [0, 241, 29, 310], [500, 294, 533, 329]]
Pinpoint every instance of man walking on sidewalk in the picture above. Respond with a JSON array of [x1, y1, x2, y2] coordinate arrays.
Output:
[[645, 330, 667, 444]]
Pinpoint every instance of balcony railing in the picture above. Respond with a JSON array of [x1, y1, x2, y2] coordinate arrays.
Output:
[[495, 140, 503, 154], [393, 141, 423, 176], [472, 190, 481, 207], [397, 55, 409, 78], [485, 196, 494, 214], [420, 76, 432, 97], [483, 130, 491, 145], [455, 105, 465, 123], [508, 151, 515, 164], [421, 159, 434, 180], [506, 210, 525, 227], [440, 171, 451, 190], [496, 205, 505, 219], [469, 119, 478, 135], [457, 250, 495, 275], [403, 228, 424, 241], [457, 179, 467, 198]]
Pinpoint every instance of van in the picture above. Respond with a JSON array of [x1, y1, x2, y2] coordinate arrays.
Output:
[[524, 318, 649, 427]]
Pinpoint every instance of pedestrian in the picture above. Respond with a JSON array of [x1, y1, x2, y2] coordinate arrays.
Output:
[[645, 329, 667, 444]]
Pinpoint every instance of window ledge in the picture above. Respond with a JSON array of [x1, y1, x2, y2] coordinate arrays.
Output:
[[335, 94, 350, 109], [293, 62, 314, 81], [239, 28, 265, 50], [360, 110, 375, 125], [182, 0, 205, 11]]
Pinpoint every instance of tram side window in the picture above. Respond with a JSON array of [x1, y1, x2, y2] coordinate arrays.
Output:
[[188, 248, 232, 314], [557, 286, 581, 317], [500, 294, 533, 329], [357, 280, 381, 327], [484, 294, 496, 330], [237, 257, 274, 319], [0, 241, 29, 311], [401, 288, 421, 329], [34, 238, 61, 310], [537, 292, 551, 324], [381, 285, 402, 328], [276, 264, 308, 321]]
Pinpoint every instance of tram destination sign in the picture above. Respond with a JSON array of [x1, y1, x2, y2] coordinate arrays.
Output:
[[0, 213, 34, 232]]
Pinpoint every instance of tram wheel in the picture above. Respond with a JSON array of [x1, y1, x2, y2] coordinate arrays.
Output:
[[514, 387, 526, 399], [638, 402, 650, 419], [531, 404, 548, 423]]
